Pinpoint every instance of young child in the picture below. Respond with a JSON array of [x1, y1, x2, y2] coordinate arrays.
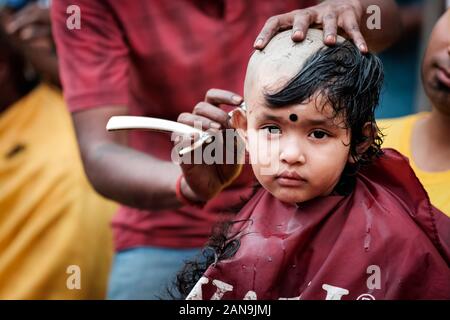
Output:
[[175, 29, 450, 300]]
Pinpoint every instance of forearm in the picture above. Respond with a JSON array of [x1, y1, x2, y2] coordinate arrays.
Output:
[[359, 0, 402, 52], [71, 105, 198, 211], [82, 141, 184, 211]]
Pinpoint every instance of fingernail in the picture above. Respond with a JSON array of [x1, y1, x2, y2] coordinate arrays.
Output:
[[254, 38, 263, 47], [210, 122, 221, 129], [326, 34, 335, 43], [232, 95, 242, 103], [359, 44, 367, 52], [293, 30, 303, 39]]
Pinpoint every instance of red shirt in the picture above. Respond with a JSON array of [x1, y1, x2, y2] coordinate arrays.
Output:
[[51, 0, 316, 250]]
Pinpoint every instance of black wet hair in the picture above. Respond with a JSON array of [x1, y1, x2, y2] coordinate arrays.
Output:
[[168, 183, 260, 300], [172, 41, 384, 299], [169, 218, 245, 299], [265, 40, 384, 166]]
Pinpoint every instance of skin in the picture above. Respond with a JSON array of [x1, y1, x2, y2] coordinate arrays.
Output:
[[412, 10, 450, 173], [1, 4, 59, 87], [230, 30, 362, 204], [234, 97, 352, 204], [237, 29, 352, 204], [70, 0, 399, 208], [180, 29, 373, 202], [253, 0, 402, 53]]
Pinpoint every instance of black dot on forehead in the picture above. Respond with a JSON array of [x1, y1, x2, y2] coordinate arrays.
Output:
[[289, 114, 298, 122]]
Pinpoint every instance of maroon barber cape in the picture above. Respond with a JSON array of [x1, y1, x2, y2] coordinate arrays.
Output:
[[187, 149, 450, 300]]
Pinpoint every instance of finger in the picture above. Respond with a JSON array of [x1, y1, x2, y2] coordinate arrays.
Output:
[[254, 13, 295, 49], [173, 125, 207, 162], [339, 11, 368, 53], [291, 10, 315, 42], [322, 12, 337, 45], [254, 16, 281, 49], [193, 102, 230, 128], [174, 133, 197, 164], [177, 112, 222, 132], [12, 3, 37, 17], [172, 132, 194, 160], [15, 3, 50, 23], [204, 88, 243, 106], [6, 8, 41, 34], [19, 25, 51, 41], [173, 131, 197, 149]]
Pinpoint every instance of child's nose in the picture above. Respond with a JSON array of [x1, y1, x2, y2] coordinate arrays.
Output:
[[279, 141, 306, 165]]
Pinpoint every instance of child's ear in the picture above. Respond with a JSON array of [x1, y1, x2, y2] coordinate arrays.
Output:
[[348, 122, 375, 164], [230, 108, 249, 150]]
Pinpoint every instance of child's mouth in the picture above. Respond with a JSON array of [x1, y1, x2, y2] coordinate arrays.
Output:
[[275, 171, 307, 187]]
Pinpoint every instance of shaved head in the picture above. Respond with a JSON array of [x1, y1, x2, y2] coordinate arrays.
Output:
[[234, 27, 384, 169], [244, 29, 345, 101]]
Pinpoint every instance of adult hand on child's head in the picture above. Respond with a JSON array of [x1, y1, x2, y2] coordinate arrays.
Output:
[[175, 89, 245, 202], [254, 0, 368, 53]]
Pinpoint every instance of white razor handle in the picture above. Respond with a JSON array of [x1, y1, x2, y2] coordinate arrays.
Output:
[[105, 103, 246, 156], [106, 116, 211, 156], [106, 116, 205, 135]]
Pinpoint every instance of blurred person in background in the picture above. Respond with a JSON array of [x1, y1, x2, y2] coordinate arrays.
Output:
[[0, 0, 117, 299], [52, 0, 401, 299], [376, 0, 424, 118], [380, 5, 450, 215]]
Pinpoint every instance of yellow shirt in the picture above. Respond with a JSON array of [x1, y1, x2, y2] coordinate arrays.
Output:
[[379, 113, 450, 216], [0, 84, 117, 299]]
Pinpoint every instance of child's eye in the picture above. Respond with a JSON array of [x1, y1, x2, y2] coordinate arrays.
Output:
[[262, 125, 282, 135], [309, 130, 329, 139]]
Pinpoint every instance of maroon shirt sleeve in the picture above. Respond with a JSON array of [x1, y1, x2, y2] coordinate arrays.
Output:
[[51, 0, 130, 112]]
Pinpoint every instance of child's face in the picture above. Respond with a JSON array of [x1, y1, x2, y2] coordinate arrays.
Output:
[[233, 29, 370, 204], [234, 93, 352, 204]]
